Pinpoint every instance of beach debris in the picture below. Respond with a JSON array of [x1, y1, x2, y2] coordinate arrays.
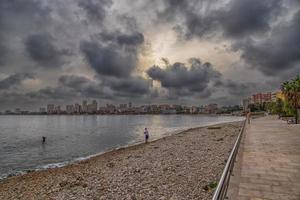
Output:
[[202, 181, 218, 192]]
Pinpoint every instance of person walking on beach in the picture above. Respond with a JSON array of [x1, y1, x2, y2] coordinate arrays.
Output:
[[144, 128, 149, 143], [247, 111, 251, 124]]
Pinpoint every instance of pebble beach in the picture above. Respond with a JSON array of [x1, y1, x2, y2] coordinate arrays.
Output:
[[0, 121, 243, 200]]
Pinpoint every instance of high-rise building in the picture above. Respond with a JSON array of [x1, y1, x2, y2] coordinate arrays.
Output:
[[92, 100, 98, 112], [54, 105, 61, 114], [47, 104, 55, 114], [66, 105, 75, 114], [75, 103, 81, 113], [82, 100, 87, 113]]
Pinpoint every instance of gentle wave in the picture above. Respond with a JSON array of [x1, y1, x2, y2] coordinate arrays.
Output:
[[0, 118, 244, 181]]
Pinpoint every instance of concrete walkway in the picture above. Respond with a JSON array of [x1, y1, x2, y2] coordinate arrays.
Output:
[[229, 115, 300, 200]]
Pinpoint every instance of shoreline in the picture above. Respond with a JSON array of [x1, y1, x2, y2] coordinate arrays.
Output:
[[0, 120, 243, 182], [0, 121, 243, 200]]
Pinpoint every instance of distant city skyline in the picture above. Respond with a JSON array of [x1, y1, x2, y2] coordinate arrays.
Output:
[[0, 0, 299, 110]]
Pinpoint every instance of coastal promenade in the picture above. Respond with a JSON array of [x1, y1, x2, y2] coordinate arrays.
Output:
[[229, 115, 300, 199]]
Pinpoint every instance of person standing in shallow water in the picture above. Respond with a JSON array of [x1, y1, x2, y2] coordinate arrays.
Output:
[[144, 128, 149, 143]]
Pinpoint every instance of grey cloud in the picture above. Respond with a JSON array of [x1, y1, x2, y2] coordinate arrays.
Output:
[[236, 10, 300, 75], [80, 41, 136, 77], [103, 76, 152, 96], [0, 73, 34, 90], [0, 43, 8, 66], [0, 0, 51, 31], [80, 31, 144, 78], [59, 75, 94, 89], [27, 74, 152, 102], [96, 31, 144, 46], [159, 0, 298, 77], [218, 79, 256, 97], [221, 0, 282, 38], [0, 0, 51, 68], [27, 75, 108, 100], [58, 75, 111, 99], [25, 33, 72, 68], [159, 0, 282, 39], [117, 33, 144, 46], [147, 58, 221, 97], [78, 0, 112, 23]]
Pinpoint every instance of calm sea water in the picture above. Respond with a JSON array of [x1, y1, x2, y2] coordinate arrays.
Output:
[[0, 114, 243, 179]]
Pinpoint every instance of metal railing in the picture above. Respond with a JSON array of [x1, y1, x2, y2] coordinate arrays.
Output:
[[212, 119, 246, 200]]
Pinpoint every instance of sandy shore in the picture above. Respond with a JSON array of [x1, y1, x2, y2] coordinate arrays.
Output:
[[0, 121, 243, 200]]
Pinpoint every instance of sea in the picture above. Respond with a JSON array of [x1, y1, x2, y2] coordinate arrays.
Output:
[[0, 114, 244, 180]]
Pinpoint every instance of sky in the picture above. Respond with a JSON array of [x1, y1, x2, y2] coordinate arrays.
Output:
[[0, 0, 299, 110]]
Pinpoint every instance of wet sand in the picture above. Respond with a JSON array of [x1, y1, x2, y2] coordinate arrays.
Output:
[[0, 121, 243, 200]]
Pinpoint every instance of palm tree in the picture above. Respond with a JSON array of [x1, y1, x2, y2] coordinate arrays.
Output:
[[281, 75, 300, 123]]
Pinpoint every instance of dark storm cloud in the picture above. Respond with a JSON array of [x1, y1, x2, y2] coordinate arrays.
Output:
[[216, 79, 256, 96], [28, 74, 152, 101], [25, 33, 72, 68], [0, 44, 8, 66], [159, 0, 282, 39], [104, 76, 151, 96], [59, 75, 112, 99], [221, 0, 282, 37], [96, 31, 144, 46], [147, 58, 221, 97], [80, 31, 144, 78], [27, 75, 109, 100], [0, 73, 34, 90], [59, 75, 93, 88], [0, 0, 51, 68], [80, 41, 135, 77], [235, 10, 300, 75], [158, 0, 219, 39], [0, 0, 50, 30], [78, 0, 112, 23], [59, 74, 152, 99], [27, 86, 77, 100], [159, 0, 299, 77], [116, 33, 144, 46]]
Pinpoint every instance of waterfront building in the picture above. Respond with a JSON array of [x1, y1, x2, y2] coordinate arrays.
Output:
[[251, 93, 272, 104], [82, 100, 87, 113], [66, 105, 75, 114], [54, 105, 61, 114], [205, 104, 218, 114], [198, 105, 205, 113], [242, 98, 250, 112], [75, 103, 81, 113], [190, 106, 198, 114], [92, 100, 98, 112], [47, 104, 55, 114], [39, 107, 46, 113], [106, 104, 117, 114]]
